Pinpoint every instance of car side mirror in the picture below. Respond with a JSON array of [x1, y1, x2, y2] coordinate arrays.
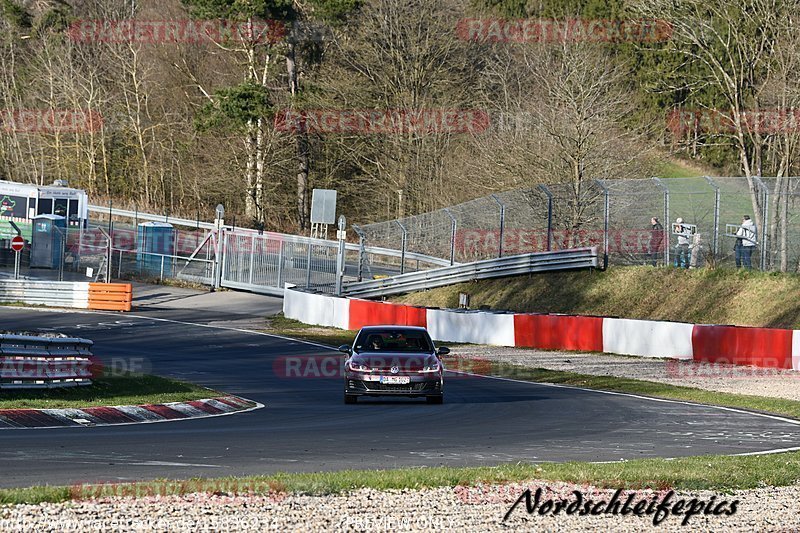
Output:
[[338, 345, 351, 354], [437, 346, 450, 356]]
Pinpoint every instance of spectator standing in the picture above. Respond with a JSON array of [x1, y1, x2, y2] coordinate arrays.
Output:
[[689, 232, 703, 269], [674, 217, 690, 268], [649, 217, 663, 266], [735, 215, 757, 269]]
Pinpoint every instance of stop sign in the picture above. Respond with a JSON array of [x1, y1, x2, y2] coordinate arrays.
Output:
[[10, 235, 24, 252]]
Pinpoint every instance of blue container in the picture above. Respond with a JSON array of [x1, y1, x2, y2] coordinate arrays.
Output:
[[30, 214, 66, 268], [136, 222, 174, 277]]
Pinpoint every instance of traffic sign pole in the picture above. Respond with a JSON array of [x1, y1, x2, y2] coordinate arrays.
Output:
[[10, 235, 23, 280]]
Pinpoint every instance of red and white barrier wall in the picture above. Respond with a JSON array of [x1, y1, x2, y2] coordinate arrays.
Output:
[[283, 287, 800, 370]]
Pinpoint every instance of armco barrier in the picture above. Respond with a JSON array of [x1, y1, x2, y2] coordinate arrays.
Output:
[[0, 280, 89, 309], [0, 281, 132, 311], [603, 318, 694, 360], [514, 314, 603, 352], [0, 334, 94, 389], [283, 287, 800, 372], [692, 325, 793, 369]]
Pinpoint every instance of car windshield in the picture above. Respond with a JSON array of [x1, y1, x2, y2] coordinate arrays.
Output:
[[354, 330, 433, 353]]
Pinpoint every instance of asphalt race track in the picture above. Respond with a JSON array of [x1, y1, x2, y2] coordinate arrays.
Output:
[[2, 304, 800, 489]]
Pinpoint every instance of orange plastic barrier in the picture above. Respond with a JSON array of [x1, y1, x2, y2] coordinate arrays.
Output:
[[88, 283, 133, 312]]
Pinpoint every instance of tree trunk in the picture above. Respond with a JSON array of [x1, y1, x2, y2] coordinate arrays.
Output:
[[286, 40, 309, 231]]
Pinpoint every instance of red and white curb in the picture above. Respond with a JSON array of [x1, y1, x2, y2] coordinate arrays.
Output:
[[0, 395, 262, 429]]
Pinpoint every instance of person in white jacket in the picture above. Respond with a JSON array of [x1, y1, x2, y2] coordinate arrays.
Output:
[[674, 217, 691, 268], [735, 215, 757, 269]]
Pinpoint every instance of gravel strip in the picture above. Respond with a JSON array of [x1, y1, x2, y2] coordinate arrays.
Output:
[[451, 345, 800, 401], [0, 481, 796, 532]]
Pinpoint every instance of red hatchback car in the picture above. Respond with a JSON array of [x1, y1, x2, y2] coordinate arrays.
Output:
[[340, 326, 449, 404]]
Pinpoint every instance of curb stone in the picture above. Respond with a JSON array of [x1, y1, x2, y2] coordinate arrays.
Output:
[[0, 395, 261, 429]]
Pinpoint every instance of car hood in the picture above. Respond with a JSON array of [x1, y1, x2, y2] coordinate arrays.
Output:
[[350, 352, 438, 372]]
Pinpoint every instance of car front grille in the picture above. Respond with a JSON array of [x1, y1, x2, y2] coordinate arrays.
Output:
[[352, 380, 440, 393]]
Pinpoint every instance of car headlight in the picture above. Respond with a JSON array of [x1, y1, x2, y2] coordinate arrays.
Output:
[[348, 361, 370, 372], [422, 361, 440, 372]]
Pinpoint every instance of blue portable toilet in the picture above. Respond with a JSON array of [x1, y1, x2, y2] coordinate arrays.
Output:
[[30, 214, 66, 268], [137, 222, 174, 277]]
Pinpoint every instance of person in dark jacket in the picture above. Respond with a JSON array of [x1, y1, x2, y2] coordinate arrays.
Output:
[[649, 217, 664, 266]]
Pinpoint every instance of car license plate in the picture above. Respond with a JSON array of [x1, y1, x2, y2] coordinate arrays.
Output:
[[380, 375, 410, 385]]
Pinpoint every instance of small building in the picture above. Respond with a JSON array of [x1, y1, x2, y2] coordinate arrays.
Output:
[[0, 179, 89, 239]]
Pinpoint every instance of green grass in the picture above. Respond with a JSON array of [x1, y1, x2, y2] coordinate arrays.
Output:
[[266, 314, 357, 347], [394, 266, 800, 329], [653, 160, 704, 179], [4, 452, 800, 504], [0, 373, 217, 409]]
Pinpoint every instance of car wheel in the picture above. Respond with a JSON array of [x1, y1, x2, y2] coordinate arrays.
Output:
[[426, 395, 443, 405], [344, 393, 357, 404]]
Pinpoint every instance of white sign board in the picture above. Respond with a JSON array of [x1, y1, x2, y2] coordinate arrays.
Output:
[[671, 223, 697, 236], [310, 189, 337, 225]]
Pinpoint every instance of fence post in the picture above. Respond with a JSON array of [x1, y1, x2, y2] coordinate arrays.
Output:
[[77, 222, 83, 272], [248, 233, 256, 285], [753, 176, 769, 270], [538, 185, 554, 252], [58, 228, 65, 282], [594, 180, 610, 269], [490, 194, 505, 258], [277, 239, 285, 289], [214, 230, 224, 289], [352, 224, 367, 281], [305, 241, 313, 288], [97, 227, 112, 283], [703, 176, 721, 257], [395, 220, 407, 275], [335, 215, 346, 296], [652, 177, 670, 266], [212, 206, 224, 290], [444, 208, 457, 265]]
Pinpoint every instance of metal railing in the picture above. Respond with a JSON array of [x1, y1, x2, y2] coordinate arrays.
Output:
[[343, 247, 599, 298], [0, 334, 94, 389], [0, 280, 90, 308]]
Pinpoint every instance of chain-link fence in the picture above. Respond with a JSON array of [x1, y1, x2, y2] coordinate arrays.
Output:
[[358, 176, 800, 272], [7, 176, 800, 290]]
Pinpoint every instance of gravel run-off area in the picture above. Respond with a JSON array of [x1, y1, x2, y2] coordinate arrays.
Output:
[[452, 344, 800, 402], [6, 344, 800, 531], [0, 482, 796, 532]]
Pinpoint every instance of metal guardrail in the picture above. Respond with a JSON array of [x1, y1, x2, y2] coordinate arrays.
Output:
[[0, 280, 89, 308], [0, 334, 94, 389], [88, 204, 218, 230], [343, 247, 599, 298]]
